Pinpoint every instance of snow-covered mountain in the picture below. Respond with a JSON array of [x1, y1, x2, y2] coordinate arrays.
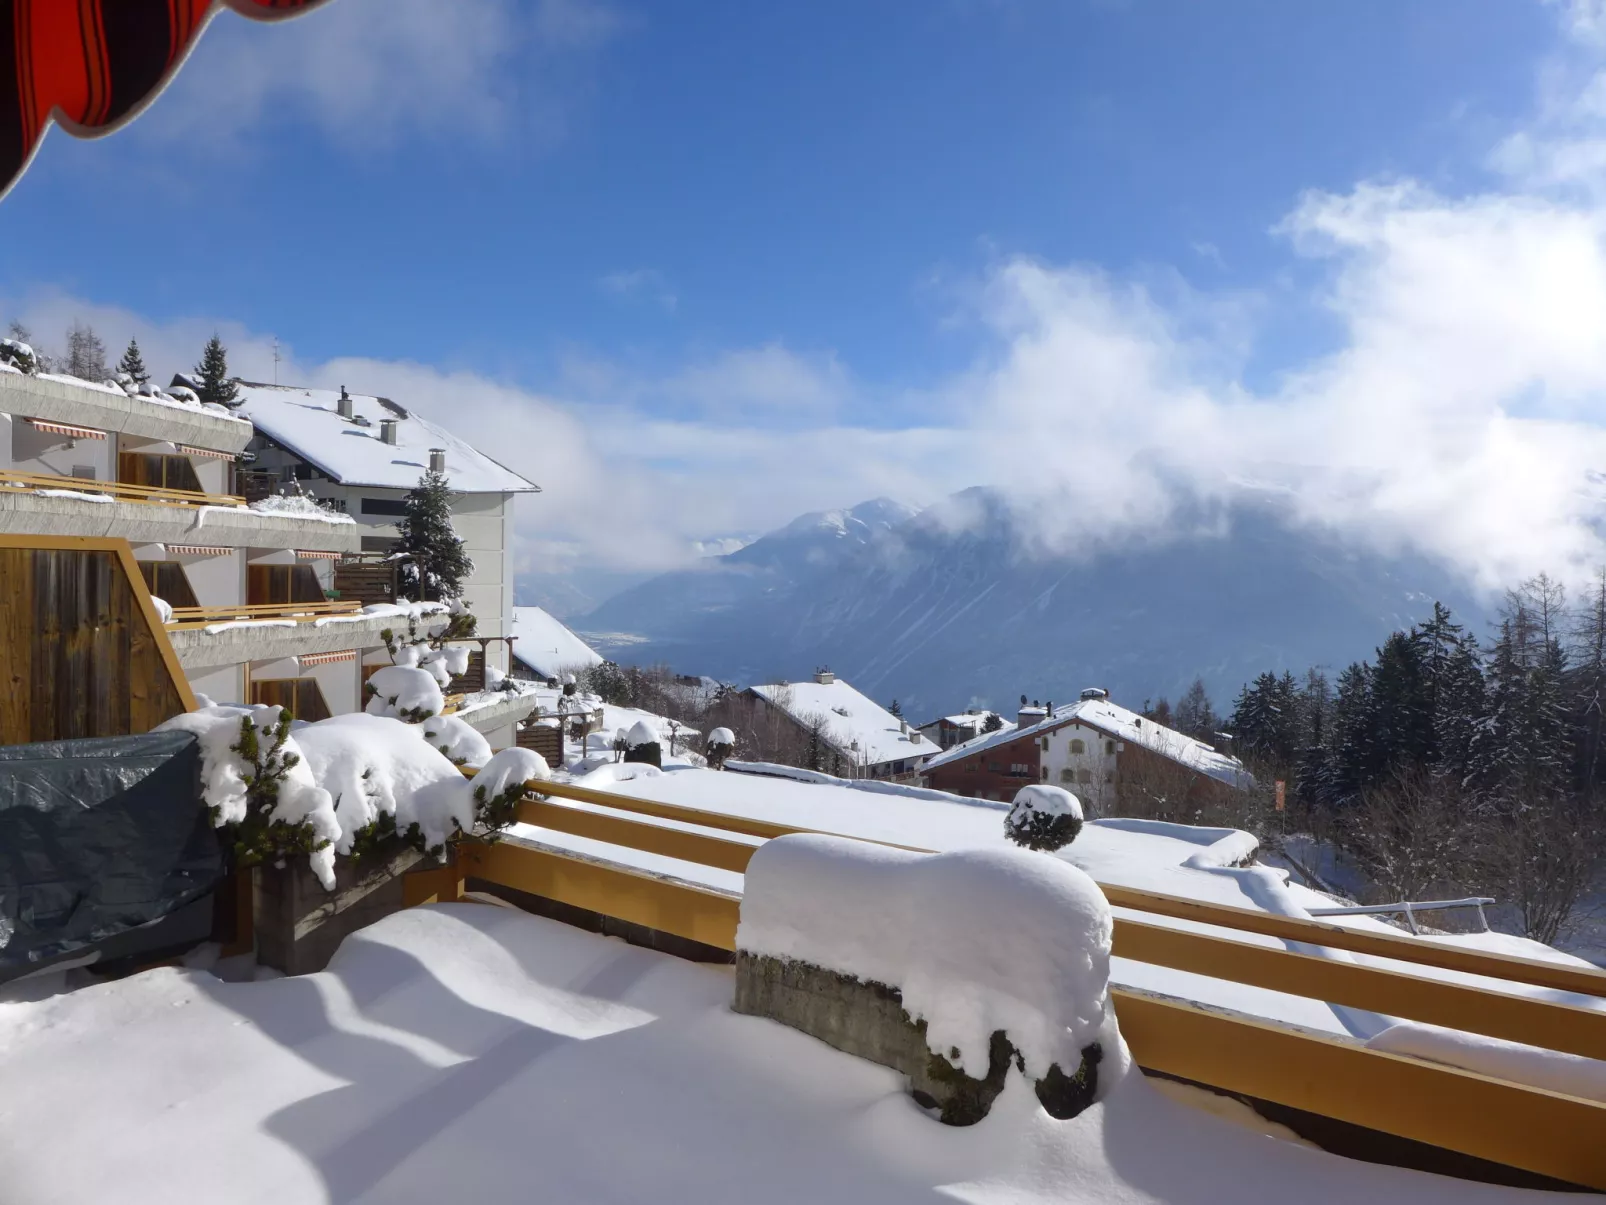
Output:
[[578, 488, 1489, 718]]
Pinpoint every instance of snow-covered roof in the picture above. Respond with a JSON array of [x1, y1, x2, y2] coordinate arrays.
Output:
[[922, 695, 1251, 787], [509, 606, 603, 677], [750, 677, 931, 769], [225, 381, 538, 494]]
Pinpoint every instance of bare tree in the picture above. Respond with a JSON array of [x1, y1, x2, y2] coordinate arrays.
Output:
[[1479, 787, 1603, 946], [1341, 767, 1482, 906], [64, 321, 107, 381]]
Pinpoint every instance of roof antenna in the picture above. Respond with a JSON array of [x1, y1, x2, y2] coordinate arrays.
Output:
[[272, 336, 281, 385]]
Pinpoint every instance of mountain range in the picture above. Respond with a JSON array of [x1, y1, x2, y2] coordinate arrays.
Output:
[[574, 487, 1491, 720]]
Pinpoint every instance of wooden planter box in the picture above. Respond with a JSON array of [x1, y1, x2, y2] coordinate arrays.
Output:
[[254, 841, 439, 976]]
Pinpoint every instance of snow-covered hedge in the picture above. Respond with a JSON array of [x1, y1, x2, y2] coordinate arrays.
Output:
[[1004, 785, 1084, 852], [365, 665, 445, 723], [738, 834, 1126, 1088], [156, 705, 551, 889], [622, 718, 662, 768]]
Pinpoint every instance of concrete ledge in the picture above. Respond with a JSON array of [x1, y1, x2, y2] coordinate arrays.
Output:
[[169, 611, 446, 669], [734, 951, 1101, 1125], [1, 371, 252, 453], [452, 690, 540, 737], [0, 489, 360, 552]]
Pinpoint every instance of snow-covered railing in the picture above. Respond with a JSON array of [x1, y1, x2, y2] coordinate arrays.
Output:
[[1307, 896, 1496, 934], [436, 773, 1606, 1189], [164, 600, 363, 629], [0, 466, 245, 508]]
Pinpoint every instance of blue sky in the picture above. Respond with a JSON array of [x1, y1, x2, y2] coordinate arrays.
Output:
[[4, 0, 1606, 604]]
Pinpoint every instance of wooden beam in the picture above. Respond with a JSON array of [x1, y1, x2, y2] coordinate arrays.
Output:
[[517, 797, 759, 874], [1113, 987, 1606, 1191], [533, 778, 930, 850], [111, 538, 199, 713], [458, 838, 740, 952], [1101, 883, 1606, 1000], [1112, 916, 1606, 1062], [402, 860, 465, 907]]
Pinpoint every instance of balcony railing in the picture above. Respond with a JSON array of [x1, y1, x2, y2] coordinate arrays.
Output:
[[0, 467, 245, 508], [164, 600, 363, 630]]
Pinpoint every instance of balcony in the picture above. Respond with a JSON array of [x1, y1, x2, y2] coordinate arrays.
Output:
[[162, 601, 447, 671], [0, 469, 359, 553], [0, 370, 251, 455]]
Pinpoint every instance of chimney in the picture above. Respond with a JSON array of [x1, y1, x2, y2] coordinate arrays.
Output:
[[899, 718, 909, 735], [380, 418, 398, 445], [1018, 699, 1047, 729], [429, 448, 446, 474], [814, 667, 835, 685], [1079, 687, 1109, 702], [337, 386, 353, 420]]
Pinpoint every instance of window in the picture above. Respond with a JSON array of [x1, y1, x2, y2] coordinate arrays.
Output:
[[251, 678, 331, 722], [1069, 738, 1085, 755], [360, 497, 409, 516], [1009, 762, 1031, 776], [1041, 766, 1049, 781], [1076, 768, 1092, 784], [137, 561, 198, 609], [1040, 736, 1049, 751], [119, 451, 203, 494], [248, 564, 326, 605], [1059, 768, 1075, 784], [360, 535, 399, 553]]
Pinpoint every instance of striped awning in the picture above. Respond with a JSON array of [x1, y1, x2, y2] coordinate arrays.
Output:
[[164, 544, 232, 557], [295, 549, 343, 560], [298, 649, 357, 666], [1, 1, 335, 203], [177, 444, 236, 460], [28, 419, 105, 440]]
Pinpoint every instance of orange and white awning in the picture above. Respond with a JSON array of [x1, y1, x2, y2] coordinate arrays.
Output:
[[298, 649, 357, 666], [296, 549, 343, 560], [164, 544, 232, 557], [28, 419, 105, 440], [177, 444, 236, 460]]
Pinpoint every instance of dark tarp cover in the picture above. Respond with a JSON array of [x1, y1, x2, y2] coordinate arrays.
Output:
[[0, 729, 222, 980]]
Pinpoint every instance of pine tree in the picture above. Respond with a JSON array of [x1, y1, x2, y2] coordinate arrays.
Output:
[[396, 469, 474, 602], [888, 699, 902, 718], [117, 337, 150, 386], [1569, 568, 1606, 796], [193, 334, 240, 405], [1228, 672, 1300, 771], [65, 321, 107, 380]]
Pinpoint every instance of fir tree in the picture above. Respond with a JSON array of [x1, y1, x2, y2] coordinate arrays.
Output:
[[396, 470, 474, 602], [982, 712, 1003, 733], [1229, 672, 1300, 770], [193, 333, 240, 405], [888, 698, 903, 718], [1569, 568, 1606, 796], [117, 337, 150, 386]]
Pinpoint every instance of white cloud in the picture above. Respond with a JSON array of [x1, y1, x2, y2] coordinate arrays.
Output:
[[598, 269, 678, 313], [140, 0, 621, 150], [14, 4, 1606, 601]]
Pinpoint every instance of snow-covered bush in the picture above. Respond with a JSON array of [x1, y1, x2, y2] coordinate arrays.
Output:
[[622, 719, 662, 768], [466, 747, 550, 836], [1004, 785, 1084, 852], [0, 337, 38, 374], [706, 726, 736, 771], [365, 665, 445, 723], [156, 705, 341, 888], [420, 714, 493, 767]]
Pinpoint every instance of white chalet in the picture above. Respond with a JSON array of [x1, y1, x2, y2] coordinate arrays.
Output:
[[221, 380, 539, 698], [747, 670, 932, 781]]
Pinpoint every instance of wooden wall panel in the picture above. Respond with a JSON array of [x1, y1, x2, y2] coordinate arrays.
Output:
[[0, 538, 192, 744]]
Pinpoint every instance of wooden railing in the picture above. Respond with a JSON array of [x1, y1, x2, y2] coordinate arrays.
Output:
[[0, 467, 245, 508], [434, 777, 1606, 1190], [164, 600, 363, 630]]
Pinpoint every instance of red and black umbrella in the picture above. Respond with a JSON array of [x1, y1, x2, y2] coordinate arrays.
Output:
[[0, 0, 332, 200]]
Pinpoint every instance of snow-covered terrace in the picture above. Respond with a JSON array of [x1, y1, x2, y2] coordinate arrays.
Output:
[[0, 366, 251, 454], [0, 486, 361, 552], [509, 765, 1605, 1044], [164, 601, 451, 671]]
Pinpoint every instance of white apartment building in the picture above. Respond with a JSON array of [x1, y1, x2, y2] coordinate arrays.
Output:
[[0, 367, 535, 744]]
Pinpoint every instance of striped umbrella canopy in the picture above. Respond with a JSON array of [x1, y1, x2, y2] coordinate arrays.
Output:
[[0, 0, 332, 201]]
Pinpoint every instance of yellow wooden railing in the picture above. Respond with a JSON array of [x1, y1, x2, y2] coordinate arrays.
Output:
[[420, 777, 1606, 1190], [164, 600, 363, 630], [0, 467, 245, 508]]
